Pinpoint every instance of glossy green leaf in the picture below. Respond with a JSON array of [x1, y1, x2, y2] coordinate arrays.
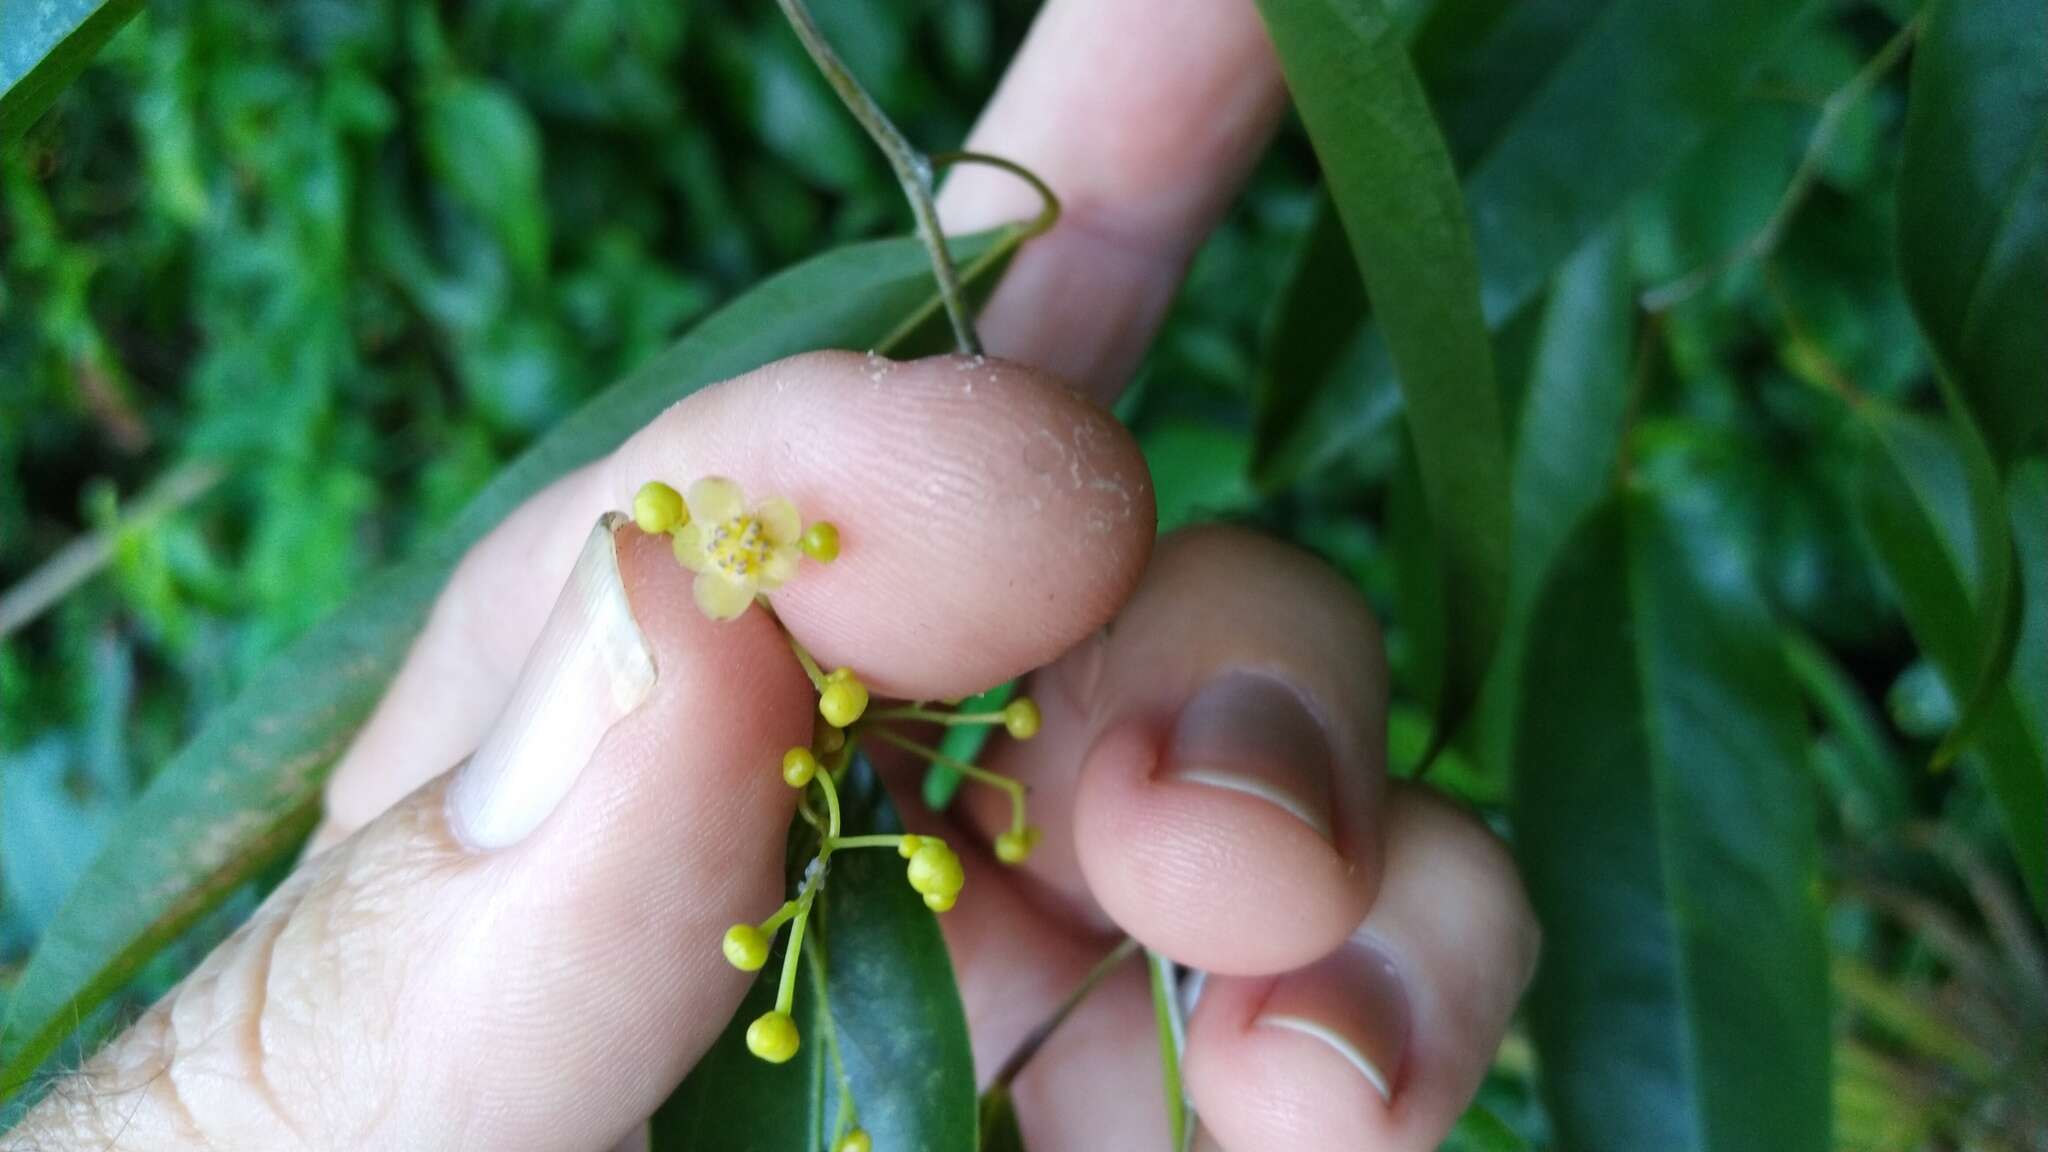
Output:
[[0, 225, 1024, 1097], [1474, 229, 1634, 779], [0, 0, 144, 143], [977, 1086, 1027, 1152], [1896, 0, 2048, 462], [651, 952, 824, 1151], [819, 757, 976, 1152], [1783, 632, 1911, 840], [1253, 0, 1816, 485], [1856, 409, 2045, 910], [1515, 494, 1831, 1152], [1253, 0, 1510, 753]]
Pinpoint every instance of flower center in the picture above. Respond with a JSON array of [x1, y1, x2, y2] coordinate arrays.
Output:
[[708, 515, 768, 579]]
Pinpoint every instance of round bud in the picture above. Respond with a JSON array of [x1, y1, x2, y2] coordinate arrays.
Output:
[[907, 841, 964, 896], [1002, 698, 1042, 741], [994, 826, 1040, 865], [898, 834, 924, 859], [820, 676, 869, 728], [747, 1011, 801, 1063], [632, 481, 687, 535], [782, 747, 819, 788], [801, 522, 841, 563], [923, 890, 958, 913], [836, 1131, 872, 1152], [723, 924, 770, 972]]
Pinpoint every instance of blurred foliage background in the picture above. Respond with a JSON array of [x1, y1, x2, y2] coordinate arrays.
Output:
[[2, 0, 2043, 1148]]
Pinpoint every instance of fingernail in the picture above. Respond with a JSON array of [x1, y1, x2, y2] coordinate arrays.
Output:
[[1256, 939, 1410, 1103], [446, 514, 656, 850], [1160, 671, 1336, 841]]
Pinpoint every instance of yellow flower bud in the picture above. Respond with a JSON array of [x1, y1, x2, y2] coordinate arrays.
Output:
[[836, 1130, 872, 1152], [994, 826, 1041, 865], [782, 747, 819, 788], [820, 672, 869, 728], [747, 1011, 801, 1063], [801, 521, 841, 563], [898, 834, 924, 859], [633, 481, 687, 535], [907, 841, 964, 897], [723, 924, 770, 972], [923, 890, 957, 913], [1002, 698, 1042, 741]]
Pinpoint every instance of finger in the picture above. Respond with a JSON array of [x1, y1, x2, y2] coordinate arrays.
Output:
[[937, 0, 1286, 399], [1185, 785, 1541, 1152], [955, 525, 1389, 974], [14, 523, 813, 1150], [322, 351, 1152, 842]]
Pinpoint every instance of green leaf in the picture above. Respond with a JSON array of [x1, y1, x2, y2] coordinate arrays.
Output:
[[819, 757, 976, 1152], [1782, 632, 1911, 840], [1255, 0, 1817, 482], [1253, 0, 1510, 753], [0, 225, 1025, 1098], [977, 1086, 1027, 1152], [0, 0, 144, 144], [420, 77, 551, 284], [922, 681, 1016, 811], [1442, 1104, 1533, 1152], [1856, 409, 2046, 911], [651, 953, 824, 1151], [1514, 494, 1832, 1152], [1474, 229, 1635, 780], [1896, 0, 2048, 462]]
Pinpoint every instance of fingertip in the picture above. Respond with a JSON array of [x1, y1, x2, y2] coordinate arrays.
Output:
[[1074, 717, 1372, 975], [606, 351, 1155, 699]]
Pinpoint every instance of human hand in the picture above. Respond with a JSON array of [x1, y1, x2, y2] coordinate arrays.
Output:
[[9, 3, 1536, 1149]]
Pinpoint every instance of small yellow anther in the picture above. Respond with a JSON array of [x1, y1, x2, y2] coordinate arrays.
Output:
[[994, 826, 1041, 865], [723, 924, 770, 972], [801, 522, 841, 563], [782, 747, 819, 788], [820, 670, 869, 728], [837, 1129, 872, 1152], [634, 481, 687, 535], [1002, 698, 1042, 741], [747, 1011, 801, 1063]]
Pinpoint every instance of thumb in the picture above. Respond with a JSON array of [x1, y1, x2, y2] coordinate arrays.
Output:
[[17, 518, 811, 1151]]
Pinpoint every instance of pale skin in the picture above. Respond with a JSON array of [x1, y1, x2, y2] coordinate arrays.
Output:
[[8, 1, 1539, 1149]]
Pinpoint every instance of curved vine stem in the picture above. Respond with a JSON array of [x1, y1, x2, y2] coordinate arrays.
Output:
[[774, 0, 981, 356]]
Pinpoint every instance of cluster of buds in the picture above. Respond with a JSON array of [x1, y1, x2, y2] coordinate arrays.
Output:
[[635, 477, 1048, 1088]]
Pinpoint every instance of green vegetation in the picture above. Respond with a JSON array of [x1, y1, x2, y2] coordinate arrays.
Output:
[[2, 0, 2042, 1148]]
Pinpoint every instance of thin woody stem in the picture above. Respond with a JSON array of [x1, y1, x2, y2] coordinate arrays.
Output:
[[774, 0, 981, 355]]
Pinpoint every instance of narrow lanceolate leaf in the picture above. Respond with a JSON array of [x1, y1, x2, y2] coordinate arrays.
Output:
[[1252, 0, 1816, 487], [1515, 494, 1831, 1152], [1857, 409, 2046, 911], [977, 1086, 1028, 1152], [818, 758, 976, 1152], [1896, 0, 2048, 463], [0, 0, 144, 143], [1254, 0, 1510, 752], [1475, 229, 1635, 777], [0, 226, 1025, 1097]]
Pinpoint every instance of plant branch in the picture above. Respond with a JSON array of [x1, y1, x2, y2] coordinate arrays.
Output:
[[1640, 14, 1922, 312], [774, 0, 981, 356], [0, 459, 226, 640], [989, 936, 1141, 1091]]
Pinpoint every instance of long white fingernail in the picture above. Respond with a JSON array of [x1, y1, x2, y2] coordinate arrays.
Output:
[[446, 514, 656, 850]]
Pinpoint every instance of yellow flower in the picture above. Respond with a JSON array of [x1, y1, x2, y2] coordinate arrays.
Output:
[[671, 477, 803, 621]]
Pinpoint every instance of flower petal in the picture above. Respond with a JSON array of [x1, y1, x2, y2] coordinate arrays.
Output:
[[760, 542, 800, 588], [757, 497, 802, 545], [687, 476, 745, 524], [693, 570, 756, 621], [671, 522, 708, 572]]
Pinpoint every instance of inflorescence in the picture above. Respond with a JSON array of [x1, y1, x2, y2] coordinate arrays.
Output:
[[632, 479, 1044, 1091]]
